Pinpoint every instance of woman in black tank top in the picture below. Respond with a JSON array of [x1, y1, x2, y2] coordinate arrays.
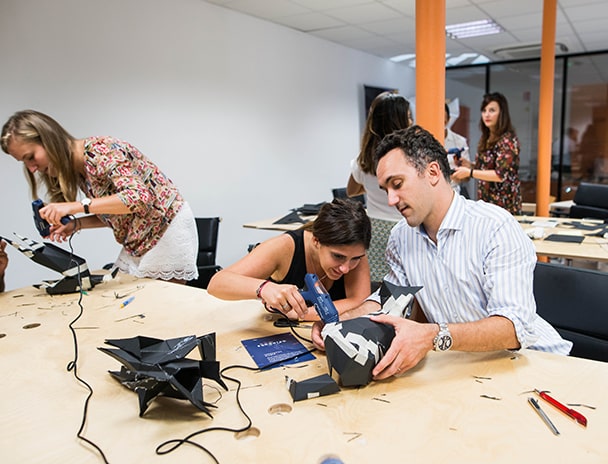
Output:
[[208, 199, 372, 321]]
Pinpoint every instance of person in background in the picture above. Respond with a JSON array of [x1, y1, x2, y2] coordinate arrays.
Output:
[[1, 110, 198, 284], [452, 92, 522, 215], [208, 199, 371, 322], [0, 240, 8, 292], [313, 126, 571, 379], [347, 91, 412, 284], [552, 126, 578, 174], [443, 103, 470, 198]]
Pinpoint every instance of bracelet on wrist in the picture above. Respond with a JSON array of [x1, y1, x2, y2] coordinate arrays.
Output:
[[256, 279, 271, 300], [470, 168, 474, 179]]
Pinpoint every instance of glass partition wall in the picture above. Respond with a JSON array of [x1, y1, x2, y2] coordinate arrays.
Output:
[[446, 50, 608, 203]]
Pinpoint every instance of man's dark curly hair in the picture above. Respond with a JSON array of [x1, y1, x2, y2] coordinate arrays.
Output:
[[373, 125, 451, 181]]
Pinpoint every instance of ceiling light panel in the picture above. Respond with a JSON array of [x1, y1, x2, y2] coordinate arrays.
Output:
[[446, 19, 503, 39]]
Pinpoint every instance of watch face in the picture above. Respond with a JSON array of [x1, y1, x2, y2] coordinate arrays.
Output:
[[437, 335, 452, 351]]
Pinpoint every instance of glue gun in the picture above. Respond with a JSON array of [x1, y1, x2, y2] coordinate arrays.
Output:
[[446, 147, 464, 161], [299, 273, 339, 324], [33, 199, 71, 237]]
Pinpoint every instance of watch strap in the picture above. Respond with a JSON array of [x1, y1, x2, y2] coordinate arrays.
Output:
[[81, 198, 91, 214], [433, 322, 453, 352]]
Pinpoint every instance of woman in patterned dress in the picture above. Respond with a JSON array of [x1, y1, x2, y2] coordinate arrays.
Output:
[[452, 92, 522, 215], [1, 110, 198, 283]]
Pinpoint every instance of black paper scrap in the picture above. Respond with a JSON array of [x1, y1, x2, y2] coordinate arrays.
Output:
[[273, 211, 305, 225], [544, 234, 585, 243], [286, 373, 340, 401]]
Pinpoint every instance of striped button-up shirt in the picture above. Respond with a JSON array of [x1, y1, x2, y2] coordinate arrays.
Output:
[[373, 194, 571, 355]]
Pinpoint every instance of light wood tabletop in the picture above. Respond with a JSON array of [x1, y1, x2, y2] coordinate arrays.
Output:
[[2, 274, 607, 463], [243, 213, 316, 231], [517, 216, 608, 262]]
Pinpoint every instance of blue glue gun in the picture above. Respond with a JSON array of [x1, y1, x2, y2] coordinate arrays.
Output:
[[32, 199, 71, 237], [446, 147, 464, 160], [299, 273, 339, 324]]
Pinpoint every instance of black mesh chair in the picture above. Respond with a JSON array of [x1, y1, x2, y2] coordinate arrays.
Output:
[[533, 261, 608, 362], [569, 182, 608, 220], [187, 217, 222, 289], [332, 187, 366, 206]]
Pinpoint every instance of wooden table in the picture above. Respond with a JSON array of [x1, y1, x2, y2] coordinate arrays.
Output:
[[517, 216, 608, 262], [2, 275, 607, 463], [243, 213, 316, 231]]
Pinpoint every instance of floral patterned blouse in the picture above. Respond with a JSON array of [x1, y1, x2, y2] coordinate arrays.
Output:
[[475, 131, 522, 215], [80, 136, 184, 257]]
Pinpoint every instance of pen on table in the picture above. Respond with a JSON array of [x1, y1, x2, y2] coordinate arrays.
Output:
[[528, 397, 560, 435], [534, 389, 588, 427], [120, 296, 135, 309]]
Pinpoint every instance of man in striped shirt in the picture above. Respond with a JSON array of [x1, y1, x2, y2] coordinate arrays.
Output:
[[312, 125, 571, 379]]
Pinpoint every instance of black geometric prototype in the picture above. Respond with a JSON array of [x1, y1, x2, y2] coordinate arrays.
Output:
[[322, 281, 422, 387], [99, 333, 227, 417]]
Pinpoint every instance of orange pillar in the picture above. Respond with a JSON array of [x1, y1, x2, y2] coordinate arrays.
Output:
[[536, 0, 558, 217], [415, 0, 446, 141]]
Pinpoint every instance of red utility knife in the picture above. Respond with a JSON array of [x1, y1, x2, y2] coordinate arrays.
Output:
[[535, 389, 588, 427]]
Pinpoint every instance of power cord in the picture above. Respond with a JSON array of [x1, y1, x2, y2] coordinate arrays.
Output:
[[63, 229, 314, 463], [155, 347, 316, 463], [65, 232, 109, 463]]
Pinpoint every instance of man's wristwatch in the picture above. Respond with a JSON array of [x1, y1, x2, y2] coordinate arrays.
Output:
[[81, 197, 92, 214], [433, 322, 453, 352]]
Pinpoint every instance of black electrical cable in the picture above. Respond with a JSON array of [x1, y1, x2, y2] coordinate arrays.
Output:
[[61, 224, 315, 463], [65, 232, 109, 463], [155, 347, 317, 462], [282, 315, 314, 344]]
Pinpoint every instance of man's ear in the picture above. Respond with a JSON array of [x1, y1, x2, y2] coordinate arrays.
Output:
[[426, 160, 444, 186]]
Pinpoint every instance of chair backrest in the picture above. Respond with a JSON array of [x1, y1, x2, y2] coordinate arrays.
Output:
[[533, 262, 608, 362], [570, 182, 608, 220], [332, 187, 366, 206], [195, 217, 220, 266]]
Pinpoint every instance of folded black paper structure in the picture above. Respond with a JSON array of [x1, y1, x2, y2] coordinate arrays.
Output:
[[286, 373, 340, 401], [99, 333, 227, 417], [273, 211, 305, 225], [1, 233, 116, 294], [322, 281, 422, 387]]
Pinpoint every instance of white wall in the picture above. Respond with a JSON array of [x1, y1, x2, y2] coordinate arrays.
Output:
[[0, 0, 414, 291]]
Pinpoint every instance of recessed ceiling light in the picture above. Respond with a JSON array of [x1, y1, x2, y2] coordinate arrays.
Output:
[[446, 19, 503, 39], [389, 53, 416, 63]]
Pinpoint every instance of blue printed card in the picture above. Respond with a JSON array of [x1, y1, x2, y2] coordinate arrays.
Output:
[[241, 332, 315, 369]]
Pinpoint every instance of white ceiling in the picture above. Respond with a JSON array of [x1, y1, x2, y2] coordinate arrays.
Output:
[[202, 0, 608, 65]]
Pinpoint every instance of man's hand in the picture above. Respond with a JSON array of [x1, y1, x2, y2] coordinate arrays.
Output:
[[311, 321, 325, 350], [369, 314, 436, 380]]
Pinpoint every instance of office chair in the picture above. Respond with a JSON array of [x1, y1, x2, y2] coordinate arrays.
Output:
[[569, 182, 608, 221], [332, 187, 366, 207], [533, 261, 608, 362], [187, 217, 222, 289]]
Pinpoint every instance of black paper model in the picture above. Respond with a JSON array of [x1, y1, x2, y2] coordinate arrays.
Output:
[[99, 333, 228, 417], [1, 234, 116, 294], [322, 281, 422, 387], [286, 373, 340, 402]]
